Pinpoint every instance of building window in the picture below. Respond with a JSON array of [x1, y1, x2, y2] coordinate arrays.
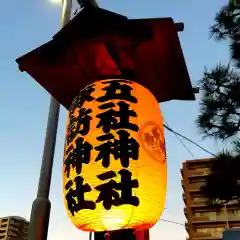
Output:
[[203, 168, 211, 174], [194, 211, 220, 220], [189, 179, 206, 184], [196, 227, 224, 237]]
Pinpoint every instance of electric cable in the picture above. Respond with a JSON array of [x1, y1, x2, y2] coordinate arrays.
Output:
[[163, 122, 216, 157], [164, 120, 196, 158], [160, 218, 185, 226]]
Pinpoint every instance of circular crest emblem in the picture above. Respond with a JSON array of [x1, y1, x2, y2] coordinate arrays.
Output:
[[139, 121, 166, 163]]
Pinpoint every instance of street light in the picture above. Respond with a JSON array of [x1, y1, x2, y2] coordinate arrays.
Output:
[[27, 1, 72, 240]]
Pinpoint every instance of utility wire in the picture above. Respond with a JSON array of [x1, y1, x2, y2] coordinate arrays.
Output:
[[160, 218, 185, 226], [164, 120, 196, 158], [163, 123, 217, 157]]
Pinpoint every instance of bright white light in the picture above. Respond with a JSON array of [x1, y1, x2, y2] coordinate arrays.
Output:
[[50, 0, 62, 4]]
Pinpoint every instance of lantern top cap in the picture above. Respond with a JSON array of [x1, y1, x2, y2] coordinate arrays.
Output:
[[16, 7, 195, 109]]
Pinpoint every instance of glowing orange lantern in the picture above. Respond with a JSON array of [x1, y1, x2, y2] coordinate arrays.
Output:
[[63, 79, 167, 232]]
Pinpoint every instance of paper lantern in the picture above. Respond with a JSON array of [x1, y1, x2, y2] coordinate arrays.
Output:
[[63, 79, 167, 232]]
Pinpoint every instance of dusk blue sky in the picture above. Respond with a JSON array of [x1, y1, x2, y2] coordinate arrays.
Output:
[[0, 0, 229, 239]]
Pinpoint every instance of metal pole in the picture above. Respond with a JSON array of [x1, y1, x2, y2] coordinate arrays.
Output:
[[28, 1, 72, 240]]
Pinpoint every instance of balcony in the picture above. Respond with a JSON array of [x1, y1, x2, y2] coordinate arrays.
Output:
[[0, 232, 5, 237], [193, 228, 223, 239], [188, 182, 206, 192], [191, 198, 209, 207], [0, 226, 7, 230], [8, 231, 18, 237], [185, 225, 223, 239], [192, 232, 222, 240], [10, 220, 20, 227], [191, 202, 240, 212], [0, 232, 6, 239], [188, 168, 211, 178], [192, 215, 240, 224]]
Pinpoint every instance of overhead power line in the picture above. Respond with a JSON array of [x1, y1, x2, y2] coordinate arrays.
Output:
[[160, 218, 185, 226], [163, 123, 216, 157], [164, 120, 196, 158]]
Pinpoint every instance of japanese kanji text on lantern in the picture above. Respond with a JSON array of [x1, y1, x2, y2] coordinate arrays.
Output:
[[63, 79, 167, 232]]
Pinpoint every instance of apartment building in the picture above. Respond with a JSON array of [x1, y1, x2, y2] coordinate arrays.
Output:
[[0, 216, 29, 240], [181, 158, 240, 240]]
